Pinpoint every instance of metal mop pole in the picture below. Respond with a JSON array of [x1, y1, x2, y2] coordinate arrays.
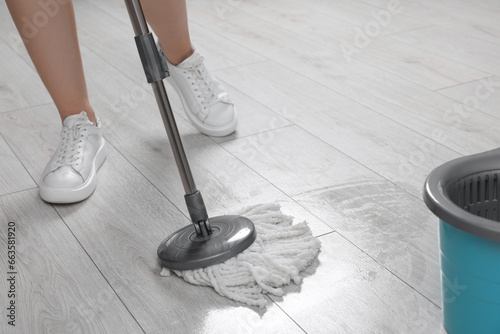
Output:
[[124, 0, 211, 237], [124, 0, 256, 270]]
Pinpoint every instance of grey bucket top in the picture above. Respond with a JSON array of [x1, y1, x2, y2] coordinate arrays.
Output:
[[423, 148, 500, 242]]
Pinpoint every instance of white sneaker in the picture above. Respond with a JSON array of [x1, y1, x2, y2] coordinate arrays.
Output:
[[166, 50, 237, 137], [39, 111, 106, 204]]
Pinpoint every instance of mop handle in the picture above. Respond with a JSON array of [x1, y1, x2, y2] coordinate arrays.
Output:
[[124, 0, 197, 196], [125, 0, 212, 236]]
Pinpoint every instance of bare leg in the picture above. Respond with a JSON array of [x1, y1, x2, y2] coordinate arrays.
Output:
[[6, 0, 96, 124], [141, 0, 194, 65], [140, 0, 237, 137]]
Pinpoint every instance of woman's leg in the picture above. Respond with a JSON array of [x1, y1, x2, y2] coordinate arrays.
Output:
[[140, 0, 238, 137], [5, 0, 96, 124], [6, 0, 105, 204], [140, 0, 193, 65]]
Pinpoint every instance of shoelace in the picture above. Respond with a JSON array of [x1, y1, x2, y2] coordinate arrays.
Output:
[[54, 113, 91, 168], [183, 56, 229, 109]]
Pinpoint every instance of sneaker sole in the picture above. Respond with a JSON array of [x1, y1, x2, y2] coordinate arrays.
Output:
[[39, 138, 107, 204], [166, 76, 238, 137]]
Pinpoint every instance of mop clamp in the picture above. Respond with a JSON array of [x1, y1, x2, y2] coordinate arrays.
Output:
[[185, 191, 212, 237], [134, 32, 169, 83], [158, 49, 170, 77]]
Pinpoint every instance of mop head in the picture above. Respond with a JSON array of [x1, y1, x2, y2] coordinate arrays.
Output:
[[160, 203, 322, 308]]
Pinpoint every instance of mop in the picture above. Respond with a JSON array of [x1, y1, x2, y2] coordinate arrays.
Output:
[[161, 203, 321, 308], [124, 0, 321, 308]]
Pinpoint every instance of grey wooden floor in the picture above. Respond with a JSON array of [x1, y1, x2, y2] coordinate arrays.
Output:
[[1, 0, 500, 333]]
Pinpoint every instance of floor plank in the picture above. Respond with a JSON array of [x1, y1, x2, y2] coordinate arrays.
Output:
[[0, 133, 36, 196], [390, 25, 500, 77], [0, 105, 63, 184], [227, 0, 486, 90], [272, 232, 443, 334], [288, 0, 426, 36], [215, 61, 462, 197], [437, 76, 500, 121], [349, 37, 487, 90], [0, 39, 52, 113], [222, 125, 442, 305], [381, 0, 500, 46], [206, 16, 500, 155], [0, 190, 144, 334]]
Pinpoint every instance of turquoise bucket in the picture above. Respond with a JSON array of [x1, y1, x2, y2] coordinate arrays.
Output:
[[424, 148, 500, 334]]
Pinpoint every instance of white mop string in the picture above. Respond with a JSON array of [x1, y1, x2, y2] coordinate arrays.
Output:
[[161, 203, 322, 308]]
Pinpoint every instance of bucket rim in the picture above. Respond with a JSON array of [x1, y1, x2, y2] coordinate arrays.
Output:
[[423, 148, 500, 242]]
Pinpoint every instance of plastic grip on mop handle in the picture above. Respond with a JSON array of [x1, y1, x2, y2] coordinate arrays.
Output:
[[134, 33, 169, 83]]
